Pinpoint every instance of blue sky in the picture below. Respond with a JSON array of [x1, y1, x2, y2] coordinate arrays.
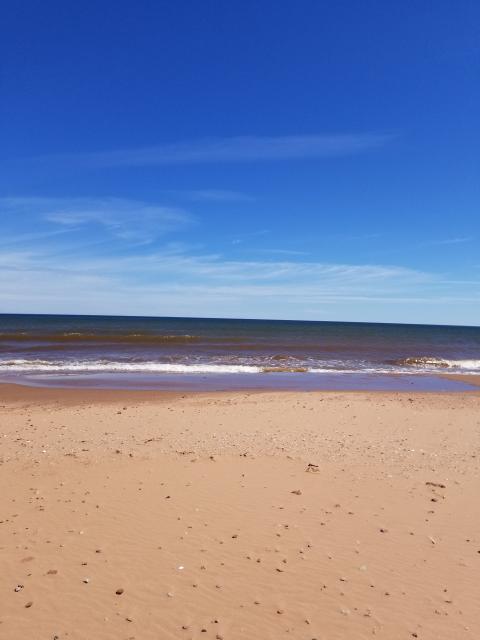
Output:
[[0, 1, 479, 324]]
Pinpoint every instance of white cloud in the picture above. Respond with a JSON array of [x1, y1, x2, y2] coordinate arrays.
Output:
[[1, 241, 478, 323], [1, 194, 478, 324], [252, 249, 309, 256], [419, 236, 473, 247], [40, 133, 394, 168], [171, 189, 254, 202], [0, 196, 193, 243]]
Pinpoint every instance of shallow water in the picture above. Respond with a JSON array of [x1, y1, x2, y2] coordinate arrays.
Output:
[[0, 314, 479, 390]]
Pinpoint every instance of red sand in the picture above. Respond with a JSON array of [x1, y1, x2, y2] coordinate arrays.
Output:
[[1, 384, 479, 639]]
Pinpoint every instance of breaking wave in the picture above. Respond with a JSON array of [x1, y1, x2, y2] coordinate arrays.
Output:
[[389, 357, 480, 371], [0, 359, 262, 374], [0, 356, 479, 375]]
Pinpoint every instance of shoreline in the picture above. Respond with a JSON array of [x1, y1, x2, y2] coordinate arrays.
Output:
[[0, 368, 479, 400], [0, 378, 479, 409], [440, 373, 480, 387]]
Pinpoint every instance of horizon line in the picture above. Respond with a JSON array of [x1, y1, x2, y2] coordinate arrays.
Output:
[[0, 310, 478, 330]]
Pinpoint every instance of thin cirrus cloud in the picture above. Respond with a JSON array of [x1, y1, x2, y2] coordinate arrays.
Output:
[[40, 133, 395, 168], [172, 189, 254, 203], [0, 196, 193, 243], [419, 236, 473, 247], [0, 240, 479, 322], [0, 246, 429, 296]]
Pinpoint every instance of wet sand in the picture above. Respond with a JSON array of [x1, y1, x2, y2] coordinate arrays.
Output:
[[441, 374, 480, 387], [1, 384, 479, 639]]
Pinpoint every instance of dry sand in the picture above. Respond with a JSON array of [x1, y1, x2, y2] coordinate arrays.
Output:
[[1, 383, 479, 640]]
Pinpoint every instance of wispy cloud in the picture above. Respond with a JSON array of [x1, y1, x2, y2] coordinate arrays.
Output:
[[419, 236, 473, 247], [1, 237, 478, 323], [0, 197, 193, 244], [1, 193, 478, 323], [0, 227, 75, 248], [39, 133, 395, 168], [231, 229, 270, 245], [252, 249, 310, 256], [168, 189, 254, 203]]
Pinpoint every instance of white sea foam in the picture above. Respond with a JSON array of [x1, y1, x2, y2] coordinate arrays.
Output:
[[0, 358, 479, 375], [434, 359, 480, 370], [396, 357, 480, 371], [0, 359, 262, 374]]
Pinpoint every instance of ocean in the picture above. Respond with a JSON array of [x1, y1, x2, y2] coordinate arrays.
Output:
[[0, 314, 479, 391]]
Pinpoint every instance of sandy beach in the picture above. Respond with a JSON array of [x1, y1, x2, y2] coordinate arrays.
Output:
[[1, 384, 479, 640]]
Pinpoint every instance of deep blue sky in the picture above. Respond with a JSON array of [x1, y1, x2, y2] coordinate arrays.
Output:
[[1, 1, 479, 323]]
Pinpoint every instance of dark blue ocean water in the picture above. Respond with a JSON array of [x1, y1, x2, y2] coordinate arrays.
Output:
[[0, 314, 479, 390]]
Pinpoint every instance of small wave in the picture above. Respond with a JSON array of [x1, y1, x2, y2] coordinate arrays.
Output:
[[0, 333, 202, 345], [390, 357, 480, 371], [0, 359, 261, 374], [262, 366, 308, 373], [1, 356, 479, 376]]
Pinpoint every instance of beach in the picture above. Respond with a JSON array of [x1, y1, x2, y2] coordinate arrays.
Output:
[[1, 384, 479, 640], [3, 0, 479, 637]]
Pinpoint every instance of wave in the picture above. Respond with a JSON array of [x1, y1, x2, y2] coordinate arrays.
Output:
[[1, 356, 479, 375], [262, 366, 309, 373], [0, 360, 320, 374], [0, 361, 419, 375], [0, 359, 262, 374], [0, 332, 202, 345], [0, 333, 422, 353], [389, 357, 480, 371]]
